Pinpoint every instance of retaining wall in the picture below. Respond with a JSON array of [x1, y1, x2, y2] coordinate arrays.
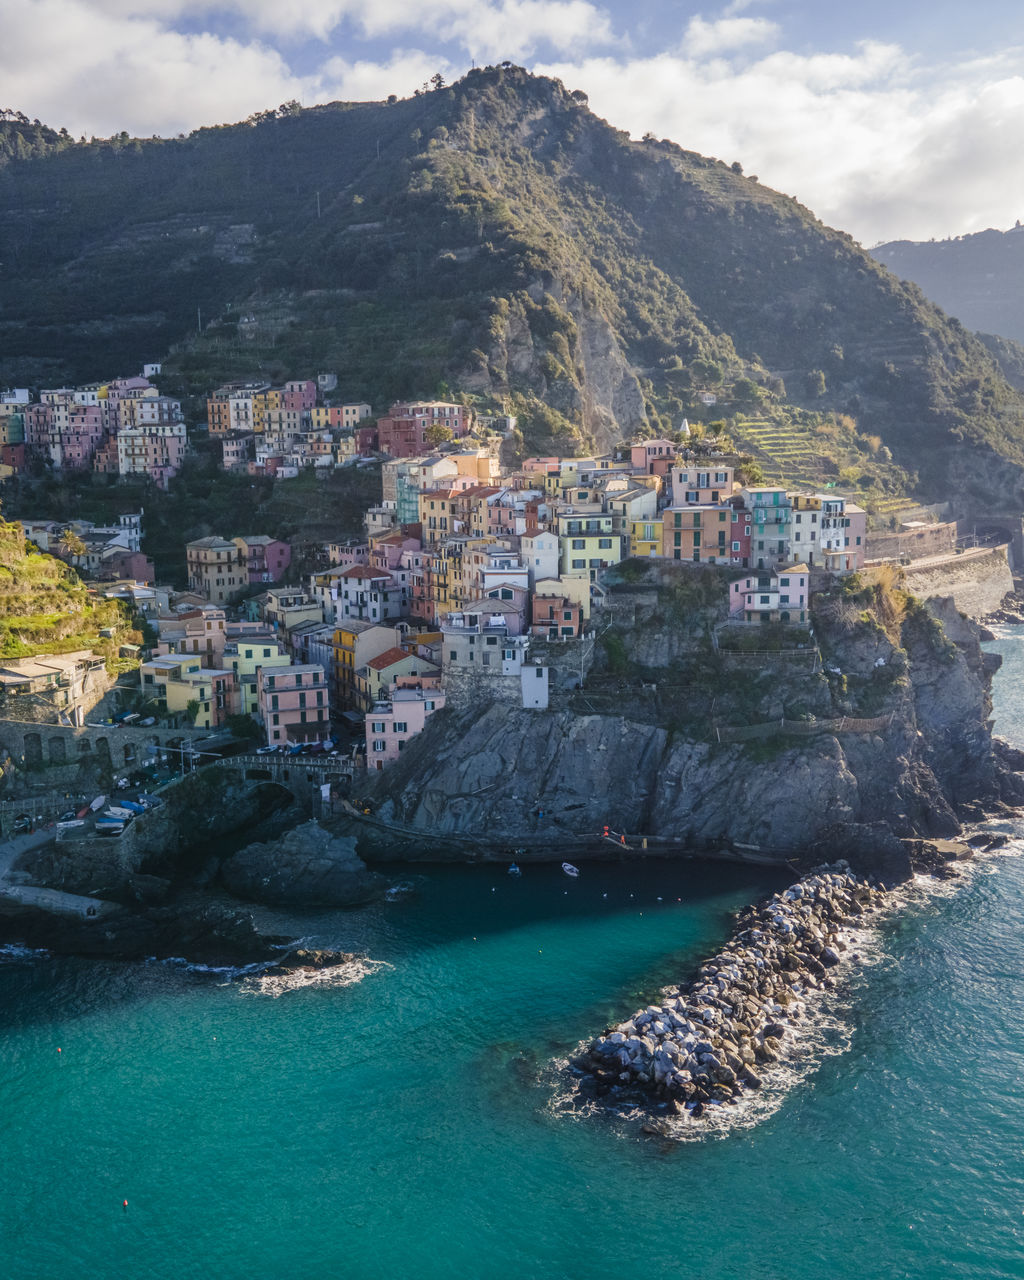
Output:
[[902, 546, 1013, 619]]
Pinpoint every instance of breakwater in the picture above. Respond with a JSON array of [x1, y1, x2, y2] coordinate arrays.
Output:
[[572, 862, 887, 1119]]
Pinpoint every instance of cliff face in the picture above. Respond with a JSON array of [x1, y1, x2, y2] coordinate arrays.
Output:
[[354, 570, 1018, 863]]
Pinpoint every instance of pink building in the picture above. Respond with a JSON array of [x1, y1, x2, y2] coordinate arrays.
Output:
[[377, 400, 470, 457], [630, 439, 676, 474], [257, 663, 330, 745], [234, 535, 291, 585], [670, 464, 735, 506], [281, 380, 317, 412], [222, 431, 255, 470], [728, 565, 810, 622], [365, 674, 445, 770]]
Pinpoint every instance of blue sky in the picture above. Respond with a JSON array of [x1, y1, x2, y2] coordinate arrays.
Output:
[[6, 0, 1024, 244]]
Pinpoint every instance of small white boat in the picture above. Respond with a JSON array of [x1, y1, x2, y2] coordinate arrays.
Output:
[[508, 863, 522, 877], [561, 862, 580, 878]]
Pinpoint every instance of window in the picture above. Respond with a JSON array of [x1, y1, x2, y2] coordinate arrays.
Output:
[[371, 721, 385, 733], [394, 722, 408, 733], [732, 541, 740, 552], [271, 694, 278, 710], [372, 740, 385, 752], [503, 649, 515, 660], [780, 577, 789, 586], [571, 538, 585, 549], [598, 538, 612, 549], [572, 558, 585, 569]]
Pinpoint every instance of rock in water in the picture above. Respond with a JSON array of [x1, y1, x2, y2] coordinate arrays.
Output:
[[222, 820, 387, 907]]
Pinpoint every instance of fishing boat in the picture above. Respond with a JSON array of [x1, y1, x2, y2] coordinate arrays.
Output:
[[561, 862, 580, 878], [508, 863, 522, 878]]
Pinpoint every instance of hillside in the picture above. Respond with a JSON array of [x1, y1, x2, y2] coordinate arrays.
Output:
[[4, 68, 1024, 508], [0, 517, 139, 662], [871, 226, 1024, 346]]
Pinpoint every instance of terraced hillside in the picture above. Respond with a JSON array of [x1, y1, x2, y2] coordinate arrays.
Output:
[[729, 411, 917, 519]]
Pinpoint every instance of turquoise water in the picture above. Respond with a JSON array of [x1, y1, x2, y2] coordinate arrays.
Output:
[[4, 634, 1024, 1278]]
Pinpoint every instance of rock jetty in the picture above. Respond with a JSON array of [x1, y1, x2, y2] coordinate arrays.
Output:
[[573, 862, 887, 1118]]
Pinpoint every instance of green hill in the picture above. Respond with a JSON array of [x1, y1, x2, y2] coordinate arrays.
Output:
[[3, 68, 1024, 510], [0, 518, 139, 662]]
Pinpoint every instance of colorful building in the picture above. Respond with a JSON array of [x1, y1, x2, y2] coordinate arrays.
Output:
[[257, 663, 330, 745]]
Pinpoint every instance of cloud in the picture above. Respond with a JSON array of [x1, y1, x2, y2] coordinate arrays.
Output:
[[538, 42, 1024, 244], [81, 0, 614, 51], [683, 15, 779, 57]]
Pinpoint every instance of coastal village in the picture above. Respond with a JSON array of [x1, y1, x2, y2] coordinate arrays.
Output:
[[0, 368, 998, 784]]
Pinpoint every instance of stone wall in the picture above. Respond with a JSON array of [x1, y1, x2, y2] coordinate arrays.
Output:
[[865, 522, 956, 563], [0, 719, 190, 775], [902, 547, 1013, 619]]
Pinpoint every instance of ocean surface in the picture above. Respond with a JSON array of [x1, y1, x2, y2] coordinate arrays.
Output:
[[4, 634, 1024, 1279]]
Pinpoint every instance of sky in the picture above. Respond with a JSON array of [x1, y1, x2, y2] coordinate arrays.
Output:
[[5, 0, 1024, 245]]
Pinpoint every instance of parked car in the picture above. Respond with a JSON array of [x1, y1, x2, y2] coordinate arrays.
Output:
[[256, 745, 277, 755]]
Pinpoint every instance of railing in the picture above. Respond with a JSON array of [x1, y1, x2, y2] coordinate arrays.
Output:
[[713, 712, 893, 742]]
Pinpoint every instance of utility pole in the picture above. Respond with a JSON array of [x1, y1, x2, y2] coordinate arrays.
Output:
[[316, 190, 321, 218]]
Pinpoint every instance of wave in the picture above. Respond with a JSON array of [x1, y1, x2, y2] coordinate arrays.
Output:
[[0, 942, 48, 963], [238, 956, 393, 998]]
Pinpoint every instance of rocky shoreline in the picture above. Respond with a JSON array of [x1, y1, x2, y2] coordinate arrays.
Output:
[[568, 835, 1004, 1126]]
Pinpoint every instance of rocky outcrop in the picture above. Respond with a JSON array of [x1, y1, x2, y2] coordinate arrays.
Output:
[[222, 820, 386, 907], [344, 585, 1022, 870], [6, 897, 288, 963], [571, 863, 887, 1119]]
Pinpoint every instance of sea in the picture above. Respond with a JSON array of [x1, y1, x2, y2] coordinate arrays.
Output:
[[4, 634, 1024, 1279]]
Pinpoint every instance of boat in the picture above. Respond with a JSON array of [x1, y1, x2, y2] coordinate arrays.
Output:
[[561, 862, 580, 878], [508, 863, 522, 878]]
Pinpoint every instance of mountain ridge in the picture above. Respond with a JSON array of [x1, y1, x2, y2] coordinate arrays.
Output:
[[3, 67, 1024, 509]]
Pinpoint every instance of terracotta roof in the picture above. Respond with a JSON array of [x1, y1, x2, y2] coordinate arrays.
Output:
[[366, 646, 414, 671], [340, 564, 390, 580]]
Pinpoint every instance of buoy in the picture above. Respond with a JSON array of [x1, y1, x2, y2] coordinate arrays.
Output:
[[57, 1047, 61, 1054], [122, 1200, 128, 1211]]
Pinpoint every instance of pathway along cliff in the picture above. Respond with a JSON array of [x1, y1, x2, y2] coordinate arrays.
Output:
[[342, 566, 1024, 875]]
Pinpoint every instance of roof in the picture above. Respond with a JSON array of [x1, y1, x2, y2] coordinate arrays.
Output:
[[366, 646, 416, 671], [186, 536, 237, 550], [461, 596, 521, 614], [340, 564, 391, 581]]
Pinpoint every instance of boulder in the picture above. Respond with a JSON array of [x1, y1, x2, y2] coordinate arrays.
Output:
[[222, 820, 387, 907]]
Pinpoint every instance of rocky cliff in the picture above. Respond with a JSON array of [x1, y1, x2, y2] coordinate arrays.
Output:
[[344, 567, 1022, 870]]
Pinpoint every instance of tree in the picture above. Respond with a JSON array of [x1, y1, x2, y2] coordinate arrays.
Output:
[[425, 423, 454, 448], [57, 529, 86, 562], [805, 369, 827, 398], [690, 358, 723, 386]]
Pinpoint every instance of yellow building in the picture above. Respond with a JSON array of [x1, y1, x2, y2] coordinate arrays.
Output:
[[139, 655, 235, 729], [224, 636, 292, 715], [629, 518, 662, 558]]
